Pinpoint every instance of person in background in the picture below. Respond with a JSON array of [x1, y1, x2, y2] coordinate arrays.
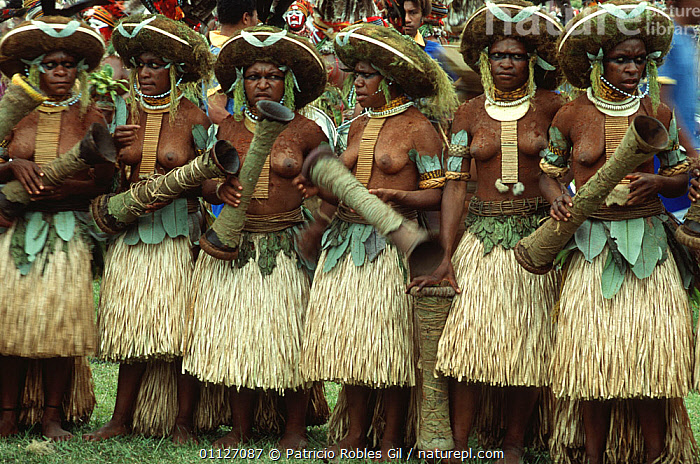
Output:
[[658, 0, 700, 219], [207, 0, 259, 125]]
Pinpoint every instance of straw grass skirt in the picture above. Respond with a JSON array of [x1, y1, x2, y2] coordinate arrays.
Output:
[[328, 384, 420, 447], [550, 249, 693, 400], [0, 223, 96, 357], [474, 385, 554, 451], [301, 246, 415, 388], [19, 356, 96, 426], [97, 234, 193, 362], [183, 233, 309, 392], [436, 231, 559, 387], [549, 397, 698, 463]]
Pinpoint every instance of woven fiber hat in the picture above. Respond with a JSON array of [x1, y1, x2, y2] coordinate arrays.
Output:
[[215, 26, 326, 109], [558, 0, 673, 89], [333, 23, 443, 99], [112, 14, 213, 83], [460, 0, 563, 90], [0, 16, 105, 78]]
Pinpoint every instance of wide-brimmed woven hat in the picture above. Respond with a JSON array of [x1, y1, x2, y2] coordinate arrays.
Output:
[[215, 26, 326, 109], [0, 16, 105, 78], [112, 14, 213, 83], [333, 23, 444, 98], [558, 0, 673, 89], [460, 0, 563, 89]]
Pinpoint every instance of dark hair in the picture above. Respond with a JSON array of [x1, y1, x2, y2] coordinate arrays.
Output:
[[217, 0, 258, 26], [402, 0, 431, 18]]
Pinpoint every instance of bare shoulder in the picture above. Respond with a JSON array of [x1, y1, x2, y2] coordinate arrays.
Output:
[[290, 112, 328, 147], [179, 98, 211, 127], [533, 89, 564, 117], [550, 95, 591, 134], [452, 95, 484, 133], [647, 99, 673, 127], [217, 115, 245, 140]]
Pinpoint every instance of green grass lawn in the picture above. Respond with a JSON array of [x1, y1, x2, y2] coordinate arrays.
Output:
[[1, 282, 698, 463], [2, 362, 700, 464]]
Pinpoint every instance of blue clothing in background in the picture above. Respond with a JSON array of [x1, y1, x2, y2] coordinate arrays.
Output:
[[657, 25, 698, 215], [424, 40, 459, 82]]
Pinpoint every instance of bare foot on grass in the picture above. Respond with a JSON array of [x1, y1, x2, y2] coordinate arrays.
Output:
[[82, 420, 129, 441]]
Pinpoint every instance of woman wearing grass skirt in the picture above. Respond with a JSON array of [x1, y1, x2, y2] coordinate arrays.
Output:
[[540, 2, 697, 462], [83, 14, 215, 443], [409, 3, 563, 462], [180, 26, 328, 449], [0, 17, 110, 441], [297, 24, 457, 456]]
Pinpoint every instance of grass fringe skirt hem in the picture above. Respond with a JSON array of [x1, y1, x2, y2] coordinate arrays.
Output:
[[183, 234, 309, 391], [0, 224, 96, 357], [20, 357, 96, 426], [98, 235, 193, 362], [549, 397, 699, 463], [550, 249, 693, 400], [436, 232, 559, 387], [301, 247, 415, 388]]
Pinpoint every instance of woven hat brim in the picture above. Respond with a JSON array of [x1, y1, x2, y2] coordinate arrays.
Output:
[[558, 3, 673, 89], [334, 25, 438, 99], [0, 21, 105, 78], [459, 3, 563, 72], [215, 30, 326, 109], [112, 15, 213, 84]]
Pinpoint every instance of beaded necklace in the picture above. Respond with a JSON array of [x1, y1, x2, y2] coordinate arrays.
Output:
[[366, 95, 413, 118], [600, 76, 647, 101], [485, 82, 534, 108], [42, 92, 81, 108]]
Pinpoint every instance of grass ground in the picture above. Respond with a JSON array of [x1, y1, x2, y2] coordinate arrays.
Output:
[[1, 283, 699, 463], [2, 363, 700, 464]]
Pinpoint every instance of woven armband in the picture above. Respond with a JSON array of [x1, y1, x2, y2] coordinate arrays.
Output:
[[448, 143, 470, 158], [419, 169, 445, 189], [539, 158, 569, 179], [658, 159, 692, 177], [445, 171, 471, 181]]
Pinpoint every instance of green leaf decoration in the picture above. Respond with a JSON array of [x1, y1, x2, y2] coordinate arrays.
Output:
[[601, 252, 626, 299], [365, 229, 387, 262], [609, 218, 645, 265], [161, 198, 189, 238], [191, 124, 208, 151], [631, 221, 663, 279], [122, 226, 140, 245], [113, 96, 128, 128], [138, 209, 166, 245], [350, 224, 366, 266], [25, 212, 49, 258], [53, 211, 76, 242], [451, 129, 469, 146], [235, 232, 255, 269], [10, 219, 29, 272], [575, 220, 607, 262], [18, 262, 32, 276], [407, 148, 419, 164], [323, 233, 350, 272], [206, 124, 219, 151]]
